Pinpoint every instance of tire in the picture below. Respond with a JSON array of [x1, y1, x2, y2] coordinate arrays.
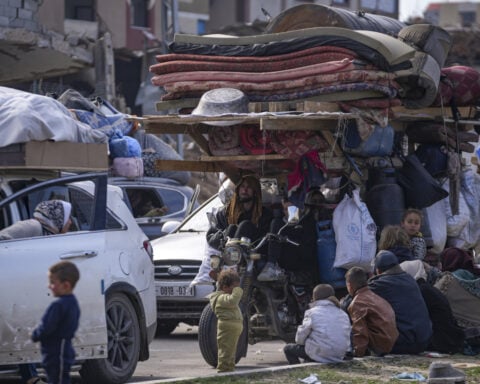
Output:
[[198, 304, 248, 368], [80, 293, 141, 384], [155, 320, 178, 337]]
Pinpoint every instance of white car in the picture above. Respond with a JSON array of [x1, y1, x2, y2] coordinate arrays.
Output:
[[150, 193, 222, 335], [0, 171, 156, 384]]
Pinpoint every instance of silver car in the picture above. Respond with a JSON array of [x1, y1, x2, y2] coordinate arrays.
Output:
[[150, 193, 222, 335], [0, 171, 156, 384], [109, 176, 199, 240]]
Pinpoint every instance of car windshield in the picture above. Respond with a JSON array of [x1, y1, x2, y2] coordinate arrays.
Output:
[[178, 194, 222, 232]]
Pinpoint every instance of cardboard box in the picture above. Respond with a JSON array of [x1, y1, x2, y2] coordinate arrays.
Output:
[[0, 141, 108, 171]]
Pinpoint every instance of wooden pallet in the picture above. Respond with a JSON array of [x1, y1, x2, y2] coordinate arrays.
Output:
[[137, 102, 479, 182]]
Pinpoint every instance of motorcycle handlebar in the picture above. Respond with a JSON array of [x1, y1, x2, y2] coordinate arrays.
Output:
[[253, 233, 299, 251]]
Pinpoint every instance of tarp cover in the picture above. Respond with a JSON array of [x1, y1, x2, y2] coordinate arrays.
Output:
[[0, 87, 107, 147]]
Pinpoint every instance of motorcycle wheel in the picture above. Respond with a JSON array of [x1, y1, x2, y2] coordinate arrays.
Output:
[[198, 303, 248, 367]]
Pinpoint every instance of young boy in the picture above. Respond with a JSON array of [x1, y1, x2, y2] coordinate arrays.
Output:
[[283, 284, 351, 364], [208, 269, 243, 373], [401, 208, 427, 260], [32, 261, 81, 384]]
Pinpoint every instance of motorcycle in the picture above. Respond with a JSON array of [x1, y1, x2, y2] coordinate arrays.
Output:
[[198, 211, 315, 367]]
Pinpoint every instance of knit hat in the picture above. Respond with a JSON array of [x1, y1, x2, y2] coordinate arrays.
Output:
[[374, 250, 399, 272]]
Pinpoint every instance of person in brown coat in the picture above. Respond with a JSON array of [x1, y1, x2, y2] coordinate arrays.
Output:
[[345, 266, 399, 357]]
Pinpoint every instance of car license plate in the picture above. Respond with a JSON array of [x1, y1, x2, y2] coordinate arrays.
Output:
[[156, 284, 195, 297]]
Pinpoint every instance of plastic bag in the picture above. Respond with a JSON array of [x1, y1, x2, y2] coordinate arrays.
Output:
[[423, 199, 447, 254], [447, 169, 480, 249], [333, 189, 377, 270]]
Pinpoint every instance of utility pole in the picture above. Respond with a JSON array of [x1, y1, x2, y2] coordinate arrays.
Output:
[[160, 0, 178, 54], [160, 0, 182, 156]]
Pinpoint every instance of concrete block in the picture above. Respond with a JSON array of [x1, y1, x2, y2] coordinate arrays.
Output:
[[18, 8, 33, 20], [0, 15, 9, 26], [23, 0, 39, 12], [2, 6, 19, 18], [23, 19, 39, 32], [7, 18, 24, 28], [8, 0, 22, 8]]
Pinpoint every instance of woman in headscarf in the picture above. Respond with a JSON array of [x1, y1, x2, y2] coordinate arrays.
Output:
[[440, 247, 480, 276], [0, 200, 72, 240], [400, 259, 465, 354]]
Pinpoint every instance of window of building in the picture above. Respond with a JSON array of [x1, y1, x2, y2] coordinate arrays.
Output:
[[131, 0, 148, 27], [197, 19, 206, 35], [460, 11, 476, 27], [65, 0, 95, 21]]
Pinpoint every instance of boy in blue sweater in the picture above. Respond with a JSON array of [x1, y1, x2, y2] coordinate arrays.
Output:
[[32, 261, 80, 384]]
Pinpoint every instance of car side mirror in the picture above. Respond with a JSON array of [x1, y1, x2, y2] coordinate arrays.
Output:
[[161, 220, 180, 234]]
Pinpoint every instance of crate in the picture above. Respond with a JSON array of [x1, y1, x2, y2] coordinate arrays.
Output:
[[0, 141, 108, 171]]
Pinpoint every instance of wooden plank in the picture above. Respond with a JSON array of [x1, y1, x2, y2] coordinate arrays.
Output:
[[155, 98, 199, 112], [260, 118, 338, 131], [143, 122, 210, 135], [189, 130, 211, 155], [392, 106, 474, 120], [155, 159, 224, 172], [199, 154, 287, 162], [141, 112, 355, 126], [155, 156, 349, 172], [320, 130, 343, 157]]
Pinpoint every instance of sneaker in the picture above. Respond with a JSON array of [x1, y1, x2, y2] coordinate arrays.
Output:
[[26, 378, 47, 384], [257, 262, 285, 281]]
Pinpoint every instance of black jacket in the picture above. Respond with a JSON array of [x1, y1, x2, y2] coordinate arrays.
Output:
[[368, 267, 432, 354], [417, 279, 465, 354], [206, 205, 273, 250]]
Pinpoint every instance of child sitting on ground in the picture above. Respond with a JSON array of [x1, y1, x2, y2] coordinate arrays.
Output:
[[283, 284, 351, 364], [208, 269, 243, 373], [401, 208, 427, 261]]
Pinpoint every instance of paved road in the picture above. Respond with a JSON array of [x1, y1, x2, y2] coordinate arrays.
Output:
[[131, 323, 288, 382], [0, 324, 288, 383]]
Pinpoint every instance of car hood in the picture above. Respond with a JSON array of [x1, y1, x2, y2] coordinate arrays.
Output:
[[151, 231, 207, 262]]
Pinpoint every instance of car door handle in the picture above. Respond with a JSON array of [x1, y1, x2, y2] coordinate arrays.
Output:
[[60, 251, 98, 259]]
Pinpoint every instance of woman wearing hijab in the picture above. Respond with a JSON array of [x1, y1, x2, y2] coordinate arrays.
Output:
[[0, 199, 72, 240], [400, 259, 465, 354], [440, 248, 480, 276], [0, 199, 72, 384]]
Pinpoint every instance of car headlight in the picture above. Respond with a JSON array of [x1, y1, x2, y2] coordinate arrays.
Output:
[[210, 255, 221, 270], [223, 243, 243, 266]]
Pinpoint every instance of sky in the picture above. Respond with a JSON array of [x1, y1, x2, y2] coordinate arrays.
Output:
[[399, 0, 480, 22]]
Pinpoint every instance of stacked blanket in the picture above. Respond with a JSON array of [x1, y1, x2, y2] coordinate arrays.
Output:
[[150, 26, 449, 109]]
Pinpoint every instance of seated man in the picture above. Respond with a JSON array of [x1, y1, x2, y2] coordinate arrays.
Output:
[[368, 250, 432, 354], [345, 266, 399, 357]]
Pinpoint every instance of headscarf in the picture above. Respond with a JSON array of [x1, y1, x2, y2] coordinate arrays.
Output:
[[33, 200, 72, 235], [400, 260, 427, 281], [440, 247, 480, 275], [227, 175, 263, 226]]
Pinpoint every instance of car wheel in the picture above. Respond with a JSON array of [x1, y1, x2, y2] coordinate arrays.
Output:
[[155, 320, 178, 336], [80, 293, 140, 384]]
